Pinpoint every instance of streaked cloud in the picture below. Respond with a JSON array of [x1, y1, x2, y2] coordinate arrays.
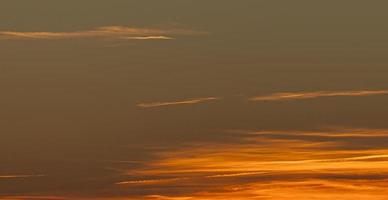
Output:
[[250, 90, 388, 101], [206, 171, 267, 178], [0, 174, 45, 179], [135, 89, 388, 109], [123, 36, 173, 40], [0, 196, 71, 200], [4, 129, 388, 199], [0, 196, 138, 200], [116, 177, 185, 185], [0, 26, 204, 40], [110, 127, 388, 199], [241, 128, 388, 138], [143, 195, 193, 200], [136, 97, 220, 108]]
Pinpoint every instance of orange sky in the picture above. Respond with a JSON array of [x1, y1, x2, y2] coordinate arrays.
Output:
[[1, 1, 388, 199]]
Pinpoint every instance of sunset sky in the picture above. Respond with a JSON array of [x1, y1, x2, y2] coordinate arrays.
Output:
[[2, 1, 388, 199]]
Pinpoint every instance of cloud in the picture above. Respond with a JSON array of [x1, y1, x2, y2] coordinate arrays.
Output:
[[0, 26, 204, 40], [250, 90, 388, 101], [0, 174, 45, 179], [116, 178, 185, 185], [0, 196, 71, 200], [4, 181, 388, 200], [107, 127, 388, 199], [123, 36, 174, 40], [206, 172, 268, 178], [0, 196, 138, 200], [136, 97, 220, 108], [240, 128, 388, 138], [4, 128, 388, 199]]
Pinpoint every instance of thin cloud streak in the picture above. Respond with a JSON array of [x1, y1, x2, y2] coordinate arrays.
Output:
[[243, 128, 388, 138], [137, 97, 220, 108], [116, 178, 185, 185], [206, 171, 268, 178], [0, 174, 45, 179], [0, 196, 71, 200], [250, 90, 388, 101], [0, 196, 141, 200], [0, 26, 204, 40], [123, 36, 174, 40]]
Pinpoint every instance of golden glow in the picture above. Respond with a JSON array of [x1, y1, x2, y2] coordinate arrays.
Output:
[[110, 128, 388, 199]]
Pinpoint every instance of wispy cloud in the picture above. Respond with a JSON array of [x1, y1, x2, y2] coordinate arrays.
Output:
[[136, 97, 220, 108], [123, 36, 174, 40], [0, 174, 45, 179], [250, 90, 388, 101], [0, 26, 204, 40], [4, 127, 388, 199], [111, 127, 388, 199], [241, 128, 388, 138], [0, 196, 70, 200], [116, 178, 185, 185], [0, 196, 143, 200]]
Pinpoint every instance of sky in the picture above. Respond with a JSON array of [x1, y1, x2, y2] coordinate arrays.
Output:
[[1, 1, 388, 199]]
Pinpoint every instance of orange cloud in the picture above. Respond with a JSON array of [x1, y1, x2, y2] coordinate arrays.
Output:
[[241, 128, 388, 138], [0, 196, 71, 200], [0, 174, 45, 179], [116, 178, 185, 185], [136, 97, 220, 108], [111, 128, 388, 199], [123, 36, 173, 40], [5, 128, 388, 200], [5, 183, 388, 200], [250, 90, 388, 101], [0, 196, 136, 200], [0, 26, 204, 40]]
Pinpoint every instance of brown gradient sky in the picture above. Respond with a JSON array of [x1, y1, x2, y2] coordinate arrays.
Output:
[[1, 1, 388, 199]]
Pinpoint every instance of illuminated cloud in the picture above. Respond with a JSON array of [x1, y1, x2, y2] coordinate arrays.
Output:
[[241, 128, 388, 138], [136, 97, 220, 108], [0, 195, 195, 200], [250, 90, 388, 101], [4, 128, 388, 199], [143, 195, 193, 200], [0, 174, 45, 179], [0, 196, 71, 200], [109, 127, 388, 199], [0, 196, 138, 200], [123, 36, 173, 40], [0, 26, 204, 40], [116, 178, 185, 185], [206, 171, 268, 178]]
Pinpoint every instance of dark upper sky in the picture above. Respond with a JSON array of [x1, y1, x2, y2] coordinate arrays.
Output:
[[1, 1, 388, 199]]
